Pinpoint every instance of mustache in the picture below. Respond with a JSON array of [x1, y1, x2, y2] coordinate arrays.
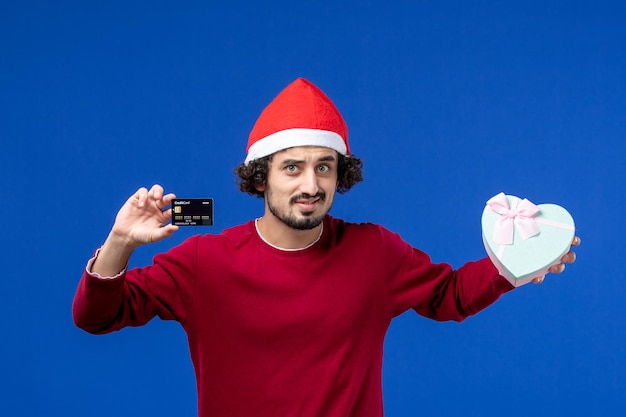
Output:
[[289, 192, 326, 204]]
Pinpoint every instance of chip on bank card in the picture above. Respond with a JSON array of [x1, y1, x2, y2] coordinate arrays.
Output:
[[172, 199, 214, 226]]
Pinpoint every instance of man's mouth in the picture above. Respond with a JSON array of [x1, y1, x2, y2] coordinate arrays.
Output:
[[291, 194, 325, 212]]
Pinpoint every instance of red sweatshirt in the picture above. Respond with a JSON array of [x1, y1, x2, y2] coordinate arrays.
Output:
[[73, 216, 513, 417]]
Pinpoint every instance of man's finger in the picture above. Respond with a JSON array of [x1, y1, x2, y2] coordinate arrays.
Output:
[[135, 187, 149, 207], [151, 224, 179, 242], [163, 207, 173, 220], [561, 250, 577, 264], [162, 192, 177, 206], [149, 184, 164, 201]]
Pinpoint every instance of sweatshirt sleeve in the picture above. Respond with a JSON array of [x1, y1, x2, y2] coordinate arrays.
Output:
[[72, 236, 199, 334], [380, 227, 514, 321]]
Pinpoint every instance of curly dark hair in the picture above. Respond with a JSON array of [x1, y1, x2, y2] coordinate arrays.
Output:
[[235, 153, 364, 197]]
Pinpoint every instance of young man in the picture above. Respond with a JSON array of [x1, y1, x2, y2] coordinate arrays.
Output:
[[73, 78, 578, 417]]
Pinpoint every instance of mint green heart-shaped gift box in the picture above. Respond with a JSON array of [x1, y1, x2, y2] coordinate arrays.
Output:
[[481, 193, 575, 287]]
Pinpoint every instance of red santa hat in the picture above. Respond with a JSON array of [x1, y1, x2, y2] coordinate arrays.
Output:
[[245, 78, 350, 164]]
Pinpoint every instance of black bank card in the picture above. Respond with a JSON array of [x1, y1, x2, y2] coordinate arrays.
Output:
[[172, 198, 214, 226]]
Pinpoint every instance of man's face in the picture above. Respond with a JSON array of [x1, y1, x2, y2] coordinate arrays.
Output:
[[260, 146, 339, 230]]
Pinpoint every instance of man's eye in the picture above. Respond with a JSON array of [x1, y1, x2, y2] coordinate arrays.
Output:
[[317, 165, 329, 173], [286, 165, 298, 173]]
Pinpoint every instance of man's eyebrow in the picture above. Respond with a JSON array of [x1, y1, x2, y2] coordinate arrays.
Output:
[[317, 155, 337, 162], [279, 155, 336, 165], [280, 159, 304, 166]]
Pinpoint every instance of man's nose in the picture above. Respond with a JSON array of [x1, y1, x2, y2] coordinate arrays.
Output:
[[299, 169, 319, 196]]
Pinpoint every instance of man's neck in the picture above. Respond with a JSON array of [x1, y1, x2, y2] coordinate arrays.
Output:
[[255, 215, 323, 250]]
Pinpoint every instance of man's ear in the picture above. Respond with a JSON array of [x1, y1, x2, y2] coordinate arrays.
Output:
[[254, 183, 266, 193]]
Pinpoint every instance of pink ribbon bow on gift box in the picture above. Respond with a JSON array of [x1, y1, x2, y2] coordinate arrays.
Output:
[[486, 192, 541, 245]]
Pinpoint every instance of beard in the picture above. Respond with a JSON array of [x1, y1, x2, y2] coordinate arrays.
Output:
[[267, 192, 329, 230]]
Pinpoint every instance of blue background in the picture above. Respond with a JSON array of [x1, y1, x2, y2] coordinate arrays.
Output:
[[1, 1, 624, 416]]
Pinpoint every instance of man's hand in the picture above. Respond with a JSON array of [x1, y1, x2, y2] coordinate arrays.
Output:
[[532, 236, 581, 284], [91, 185, 179, 277], [110, 184, 179, 248]]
